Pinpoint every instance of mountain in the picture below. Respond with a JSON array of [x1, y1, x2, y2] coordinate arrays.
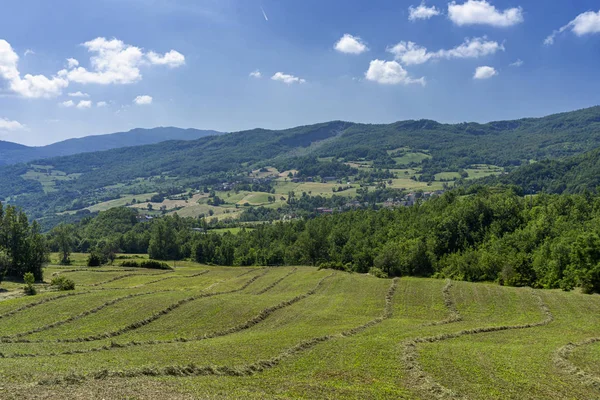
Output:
[[0, 127, 223, 165], [478, 147, 600, 194], [3, 106, 600, 220]]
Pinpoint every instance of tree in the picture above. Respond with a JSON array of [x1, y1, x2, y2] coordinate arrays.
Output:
[[148, 219, 179, 260], [51, 223, 75, 265]]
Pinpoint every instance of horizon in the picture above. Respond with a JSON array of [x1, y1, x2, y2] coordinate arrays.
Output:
[[2, 103, 599, 148]]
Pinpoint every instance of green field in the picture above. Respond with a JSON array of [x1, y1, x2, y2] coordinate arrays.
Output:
[[0, 259, 599, 399]]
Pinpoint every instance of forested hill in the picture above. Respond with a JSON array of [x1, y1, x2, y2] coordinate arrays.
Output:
[[479, 147, 600, 194], [0, 127, 223, 166], [2, 106, 600, 219]]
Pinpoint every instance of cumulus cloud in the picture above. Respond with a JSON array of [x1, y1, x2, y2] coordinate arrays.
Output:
[[544, 10, 600, 45], [68, 91, 89, 97], [60, 37, 185, 85], [249, 69, 262, 78], [0, 39, 68, 98], [448, 0, 523, 27], [271, 72, 306, 84], [388, 37, 504, 65], [474, 65, 498, 79], [409, 2, 441, 21], [96, 101, 108, 107], [60, 100, 75, 107], [365, 60, 426, 85], [146, 50, 185, 67], [0, 117, 25, 131], [66, 58, 79, 68], [134, 95, 153, 105], [334, 34, 369, 54], [509, 59, 523, 67], [76, 100, 92, 109]]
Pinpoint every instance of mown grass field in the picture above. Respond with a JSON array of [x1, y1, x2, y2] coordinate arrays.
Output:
[[0, 259, 599, 399]]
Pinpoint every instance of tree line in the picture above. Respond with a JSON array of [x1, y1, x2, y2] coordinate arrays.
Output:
[[50, 186, 600, 294]]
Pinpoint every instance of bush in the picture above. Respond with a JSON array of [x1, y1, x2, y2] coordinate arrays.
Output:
[[368, 267, 389, 279], [317, 261, 350, 272], [50, 276, 76, 291], [87, 252, 103, 267], [23, 272, 36, 295], [120, 260, 173, 270]]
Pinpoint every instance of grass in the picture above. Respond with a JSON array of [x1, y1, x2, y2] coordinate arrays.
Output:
[[393, 152, 431, 166], [0, 260, 599, 399]]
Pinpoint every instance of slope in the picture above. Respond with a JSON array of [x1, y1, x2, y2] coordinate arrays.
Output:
[[0, 127, 223, 166]]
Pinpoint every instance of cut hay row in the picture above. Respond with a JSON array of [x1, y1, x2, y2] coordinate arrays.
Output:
[[0, 291, 166, 343], [400, 289, 554, 399], [54, 269, 269, 343], [422, 280, 463, 327], [6, 273, 335, 359], [553, 337, 600, 391], [0, 292, 92, 321], [37, 277, 398, 385], [255, 268, 298, 295], [130, 270, 210, 288], [80, 273, 143, 287]]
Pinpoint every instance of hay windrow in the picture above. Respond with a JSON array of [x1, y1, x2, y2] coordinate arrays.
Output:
[[422, 279, 463, 327], [401, 289, 554, 399], [553, 337, 600, 391], [255, 268, 298, 295], [6, 273, 335, 359], [37, 276, 398, 385], [51, 269, 269, 343]]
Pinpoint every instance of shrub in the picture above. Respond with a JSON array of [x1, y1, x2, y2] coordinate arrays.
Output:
[[369, 267, 389, 279], [87, 252, 103, 267], [120, 260, 173, 270], [23, 272, 36, 295], [317, 261, 349, 272], [50, 276, 76, 291]]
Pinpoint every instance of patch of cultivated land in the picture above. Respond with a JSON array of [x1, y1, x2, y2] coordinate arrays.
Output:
[[0, 263, 599, 399]]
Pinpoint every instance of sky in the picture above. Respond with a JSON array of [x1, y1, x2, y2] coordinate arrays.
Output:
[[0, 0, 599, 146]]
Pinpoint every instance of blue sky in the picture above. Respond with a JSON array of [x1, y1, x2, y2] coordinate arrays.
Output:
[[0, 0, 599, 145]]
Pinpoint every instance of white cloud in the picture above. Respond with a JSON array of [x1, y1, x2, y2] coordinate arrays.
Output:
[[474, 66, 498, 79], [388, 37, 504, 65], [24, 49, 35, 56], [365, 60, 426, 85], [249, 69, 262, 78], [134, 95, 153, 105], [60, 100, 75, 107], [146, 50, 185, 67], [271, 72, 306, 84], [62, 37, 185, 85], [509, 59, 523, 67], [96, 101, 108, 107], [387, 42, 432, 65], [66, 58, 79, 68], [0, 39, 68, 98], [334, 34, 369, 54], [68, 91, 89, 97], [76, 100, 92, 109], [0, 117, 25, 131], [448, 0, 523, 27], [544, 10, 600, 45], [409, 2, 441, 21]]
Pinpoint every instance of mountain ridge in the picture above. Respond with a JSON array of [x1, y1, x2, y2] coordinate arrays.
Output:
[[0, 127, 224, 166]]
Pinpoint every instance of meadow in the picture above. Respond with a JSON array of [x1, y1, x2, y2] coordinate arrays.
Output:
[[0, 257, 598, 399]]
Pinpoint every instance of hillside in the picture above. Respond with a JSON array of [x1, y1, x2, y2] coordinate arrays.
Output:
[[478, 148, 600, 194], [0, 127, 223, 166], [3, 106, 600, 221], [1, 260, 599, 399]]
